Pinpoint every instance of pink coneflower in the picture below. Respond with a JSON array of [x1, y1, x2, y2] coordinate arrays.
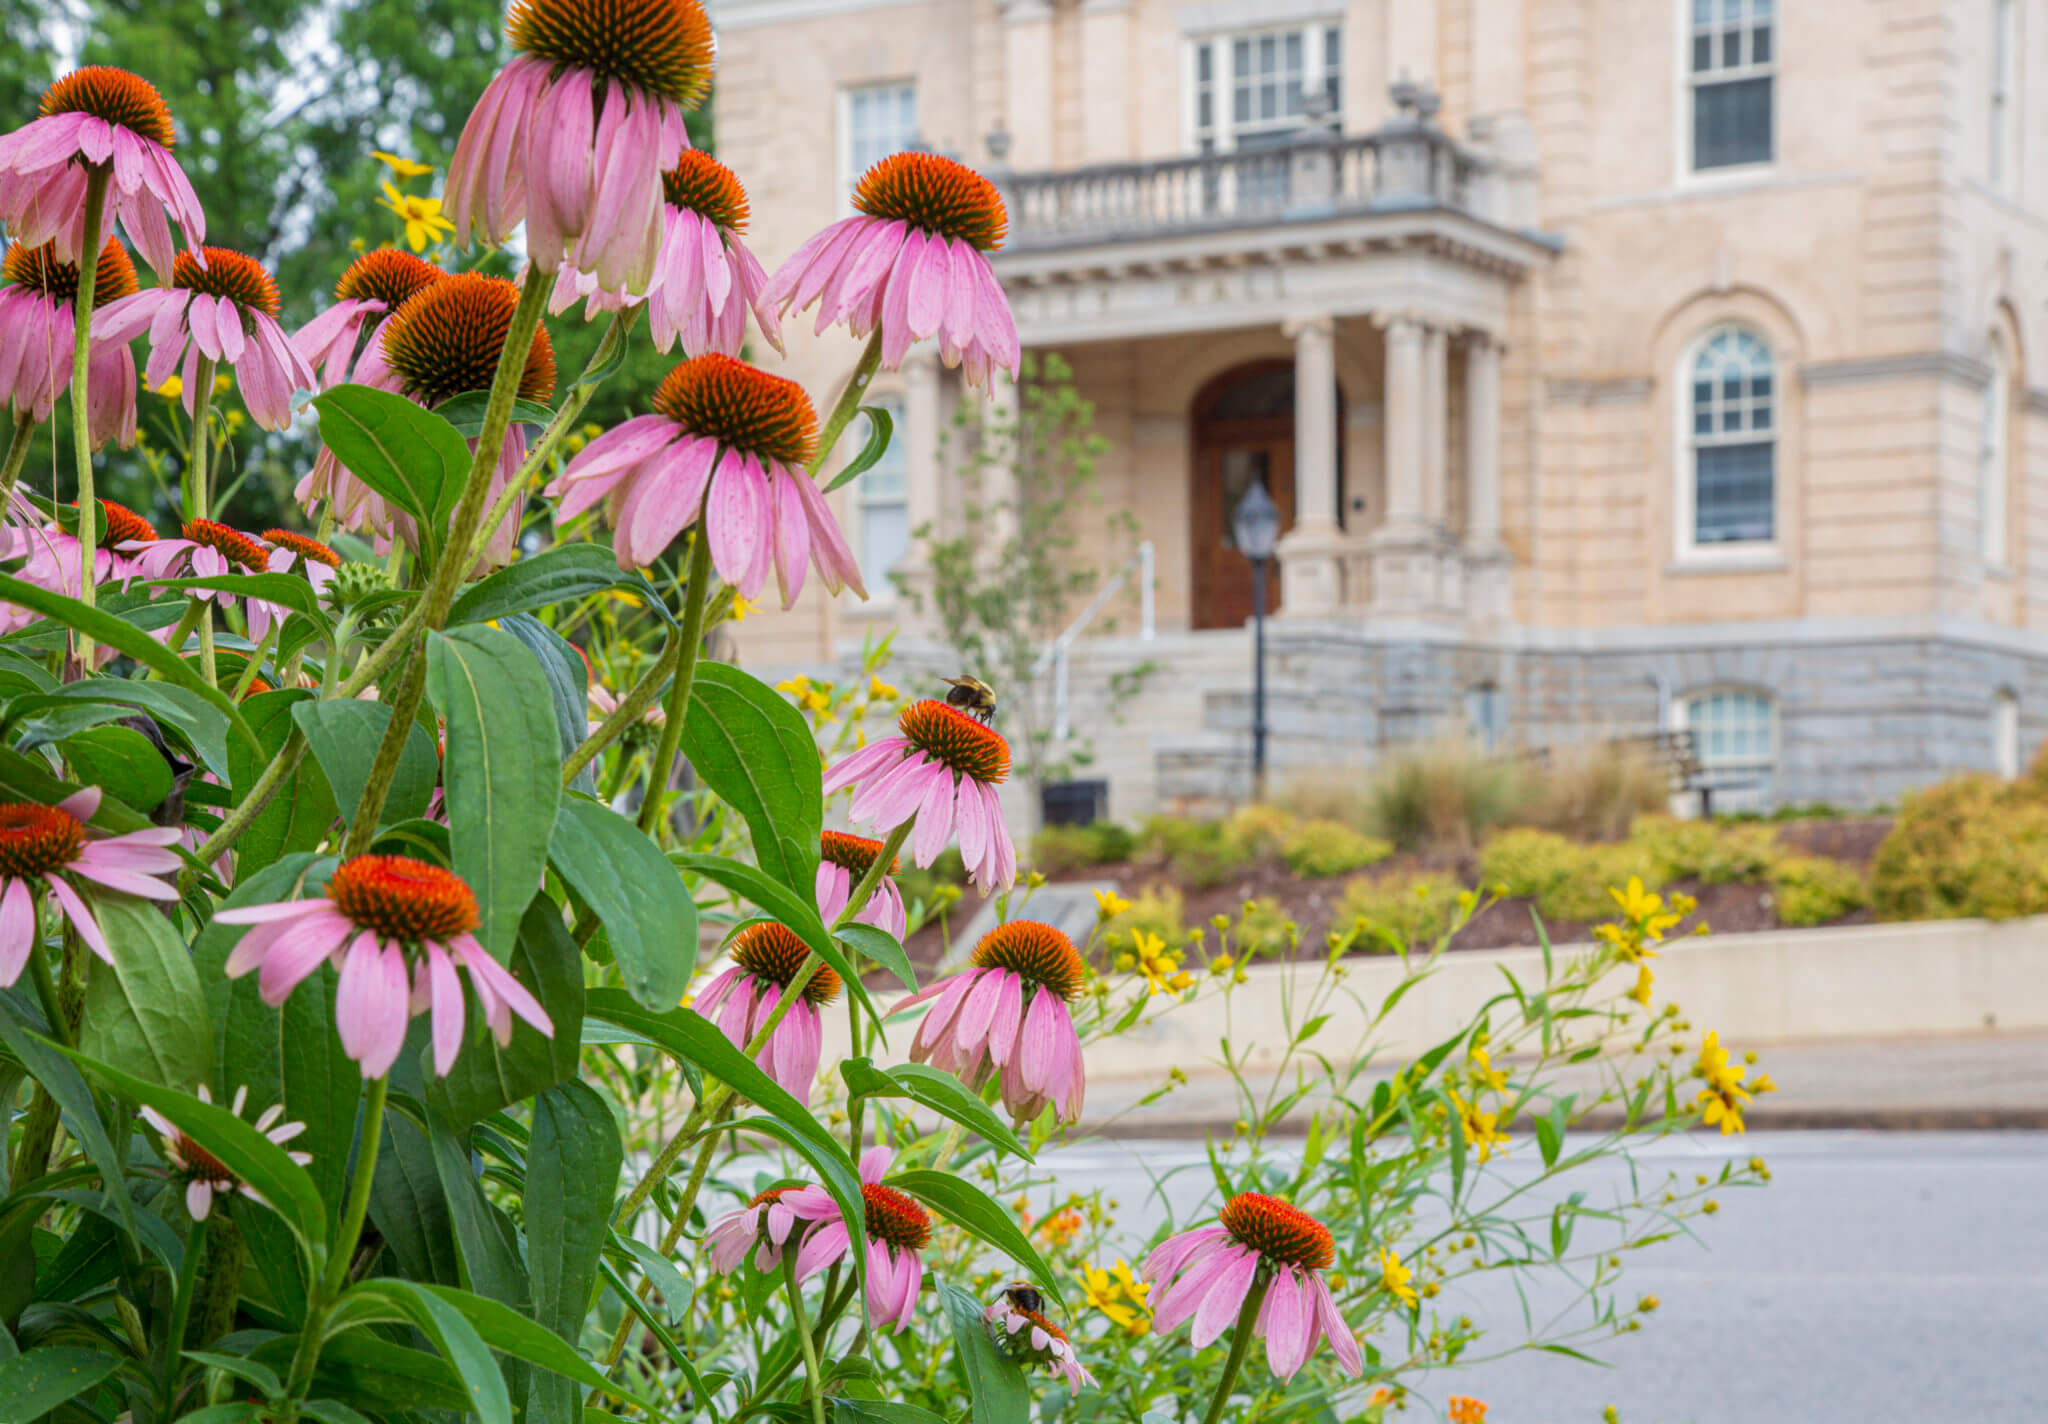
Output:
[[261, 527, 340, 602], [545, 352, 862, 604], [0, 67, 204, 278], [300, 272, 557, 568], [215, 854, 553, 1080], [556, 150, 780, 359], [1142, 1194, 1362, 1382], [446, 0, 711, 296], [766, 152, 1020, 391], [983, 1294, 1096, 1390], [788, 1145, 930, 1333], [92, 246, 315, 432], [897, 920, 1086, 1125], [691, 921, 840, 1103], [0, 239, 140, 447], [139, 1083, 311, 1221], [291, 248, 444, 390], [0, 522, 112, 634], [822, 699, 1015, 893], [817, 830, 906, 939], [704, 1183, 809, 1275], [131, 519, 272, 630], [0, 786, 183, 986]]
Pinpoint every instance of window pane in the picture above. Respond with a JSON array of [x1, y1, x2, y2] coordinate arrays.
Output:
[[1694, 75, 1773, 168], [1694, 0, 1713, 23], [1722, 29, 1741, 67], [1198, 43, 1212, 82], [1198, 92, 1212, 129], [1235, 87, 1251, 123], [1693, 34, 1713, 71], [1695, 441, 1775, 543], [1752, 23, 1771, 64], [1285, 33, 1301, 69]]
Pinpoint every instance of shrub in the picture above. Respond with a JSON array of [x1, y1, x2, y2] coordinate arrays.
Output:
[[898, 845, 968, 909], [1223, 803, 1299, 857], [1232, 895, 1296, 957], [1365, 741, 1529, 853], [1477, 827, 1657, 922], [1871, 773, 2048, 920], [1137, 815, 1252, 889], [1030, 820, 1134, 874], [1104, 883, 1190, 951], [1628, 815, 1778, 884], [1281, 818, 1394, 878], [1336, 870, 1467, 951], [1770, 853, 1868, 926], [1271, 774, 1376, 833], [1519, 741, 1672, 842]]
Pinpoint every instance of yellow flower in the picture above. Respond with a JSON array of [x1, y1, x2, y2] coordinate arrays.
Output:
[[728, 594, 755, 622], [378, 182, 455, 252], [1696, 1082, 1751, 1134], [868, 675, 898, 701], [777, 675, 812, 696], [372, 150, 434, 178], [1378, 1248, 1418, 1308], [1629, 964, 1655, 1007], [1468, 1046, 1507, 1095], [212, 372, 232, 396], [1093, 888, 1132, 921], [152, 374, 183, 399], [1079, 1259, 1150, 1335], [1130, 931, 1188, 996], [1450, 1089, 1509, 1161], [1638, 1294, 1661, 1312], [1448, 1396, 1488, 1424], [1037, 1208, 1083, 1247]]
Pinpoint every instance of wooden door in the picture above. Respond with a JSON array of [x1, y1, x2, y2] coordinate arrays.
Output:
[[1191, 423, 1295, 629]]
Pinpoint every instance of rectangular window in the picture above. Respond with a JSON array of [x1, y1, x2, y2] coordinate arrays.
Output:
[[855, 397, 909, 592], [840, 83, 918, 199], [1689, 0, 1774, 170], [1190, 21, 1342, 151], [1991, 0, 2019, 193], [1695, 442, 1775, 544]]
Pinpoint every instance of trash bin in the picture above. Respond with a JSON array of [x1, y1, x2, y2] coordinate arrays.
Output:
[[1040, 779, 1109, 827]]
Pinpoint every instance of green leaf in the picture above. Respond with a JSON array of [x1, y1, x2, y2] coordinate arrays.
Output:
[[341, 1279, 511, 1424], [823, 405, 895, 493], [0, 572, 256, 750], [941, 1282, 1030, 1424], [251, 1331, 469, 1414], [370, 1106, 464, 1288], [615, 1235, 692, 1321], [835, 923, 915, 993], [838, 1060, 1030, 1162], [153, 573, 329, 628], [183, 1349, 283, 1401], [495, 613, 597, 797], [14, 679, 231, 777], [681, 662, 823, 897], [76, 896, 212, 1090], [293, 699, 437, 831], [61, 1043, 327, 1258], [0, 993, 136, 1239], [408, 1283, 667, 1414], [422, 1113, 529, 1328], [56, 724, 172, 811], [890, 1170, 1062, 1308], [831, 1401, 945, 1424], [312, 384, 467, 539], [670, 853, 881, 1031], [432, 390, 555, 438], [0, 747, 146, 832], [427, 626, 561, 962], [232, 691, 336, 864], [526, 1081, 623, 1424], [0, 1347, 122, 1424], [423, 896, 584, 1129], [551, 797, 697, 1011], [448, 544, 673, 629], [724, 1112, 866, 1298]]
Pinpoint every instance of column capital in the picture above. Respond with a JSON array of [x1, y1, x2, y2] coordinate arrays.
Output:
[[1461, 326, 1507, 354], [1371, 310, 1432, 339], [1282, 313, 1335, 342]]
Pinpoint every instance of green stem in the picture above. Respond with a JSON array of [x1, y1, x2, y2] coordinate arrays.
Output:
[[564, 629, 682, 787], [338, 271, 555, 855], [26, 940, 69, 1048], [279, 1075, 388, 1418], [69, 167, 111, 667], [231, 622, 279, 700], [594, 1112, 724, 1380], [184, 358, 218, 684], [161, 597, 206, 660], [157, 1212, 207, 1416], [1199, 1273, 1274, 1424], [784, 1254, 828, 1424], [807, 331, 885, 478], [636, 530, 714, 836], [0, 410, 35, 513]]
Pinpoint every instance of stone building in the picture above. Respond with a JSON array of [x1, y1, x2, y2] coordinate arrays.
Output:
[[713, 0, 2048, 820]]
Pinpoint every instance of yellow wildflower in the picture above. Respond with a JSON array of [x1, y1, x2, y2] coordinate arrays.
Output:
[[729, 594, 755, 622], [153, 374, 183, 399], [869, 674, 898, 701], [1450, 1089, 1509, 1161], [1079, 1259, 1150, 1335], [1131, 931, 1192, 995], [1468, 1045, 1507, 1095], [1093, 888, 1132, 920], [1378, 1248, 1418, 1308], [1629, 964, 1654, 1007], [1448, 1398, 1488, 1424], [1037, 1208, 1082, 1247], [377, 182, 455, 252], [1638, 1294, 1660, 1312], [372, 150, 434, 177]]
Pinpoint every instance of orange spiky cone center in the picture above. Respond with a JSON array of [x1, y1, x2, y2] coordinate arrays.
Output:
[[897, 700, 1010, 784], [820, 830, 898, 879], [862, 1181, 931, 1251], [262, 529, 340, 567], [382, 272, 556, 407], [182, 520, 271, 572], [41, 67, 175, 149], [0, 802, 86, 878], [175, 1133, 236, 1185], [2, 238, 138, 306], [651, 353, 817, 465], [171, 247, 281, 319], [854, 153, 1008, 252], [508, 0, 714, 110], [970, 920, 1086, 1000], [328, 855, 481, 942], [335, 248, 444, 309], [1219, 1193, 1335, 1272], [662, 150, 748, 232], [99, 500, 156, 546], [729, 921, 842, 1006]]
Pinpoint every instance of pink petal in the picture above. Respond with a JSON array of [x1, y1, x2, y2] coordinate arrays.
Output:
[[43, 874, 109, 962], [0, 877, 36, 987]]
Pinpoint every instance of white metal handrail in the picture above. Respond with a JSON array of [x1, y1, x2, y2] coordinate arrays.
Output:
[[1037, 541, 1154, 742]]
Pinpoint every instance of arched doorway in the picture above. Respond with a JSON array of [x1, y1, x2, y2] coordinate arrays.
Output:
[[1190, 361, 1305, 630]]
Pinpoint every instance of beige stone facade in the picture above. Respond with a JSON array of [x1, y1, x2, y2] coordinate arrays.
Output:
[[712, 0, 2048, 814]]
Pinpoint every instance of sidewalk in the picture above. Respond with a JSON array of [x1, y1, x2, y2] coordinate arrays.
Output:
[[1076, 1031, 2048, 1137]]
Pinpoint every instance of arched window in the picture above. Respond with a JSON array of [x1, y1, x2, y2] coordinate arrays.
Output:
[[1981, 340, 2011, 566], [1677, 688, 1775, 810], [1685, 328, 1776, 551]]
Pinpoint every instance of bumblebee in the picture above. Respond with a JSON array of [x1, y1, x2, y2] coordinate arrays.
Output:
[[993, 1280, 1044, 1316], [942, 675, 999, 725]]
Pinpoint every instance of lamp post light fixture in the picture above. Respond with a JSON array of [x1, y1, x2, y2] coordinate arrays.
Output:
[[1231, 479, 1282, 802]]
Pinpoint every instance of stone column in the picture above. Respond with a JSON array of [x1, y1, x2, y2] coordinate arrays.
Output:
[[1002, 0, 1057, 171], [1464, 332, 1512, 623], [1276, 315, 1344, 616], [1369, 314, 1440, 615], [897, 347, 943, 609], [1078, 0, 1130, 164], [1422, 325, 1449, 527]]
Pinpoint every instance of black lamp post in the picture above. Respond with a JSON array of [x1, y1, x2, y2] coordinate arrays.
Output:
[[1231, 480, 1281, 802]]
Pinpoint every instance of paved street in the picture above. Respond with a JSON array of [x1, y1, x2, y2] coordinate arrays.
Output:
[[1043, 1131, 2048, 1423]]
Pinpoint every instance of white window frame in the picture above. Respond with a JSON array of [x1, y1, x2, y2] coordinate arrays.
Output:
[[1680, 0, 1777, 180], [1674, 687, 1777, 809], [1991, 0, 2021, 195], [1183, 20, 1343, 154], [1675, 325, 1781, 565], [1994, 689, 2021, 779], [852, 395, 909, 599], [1981, 338, 2011, 568], [837, 81, 918, 213]]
